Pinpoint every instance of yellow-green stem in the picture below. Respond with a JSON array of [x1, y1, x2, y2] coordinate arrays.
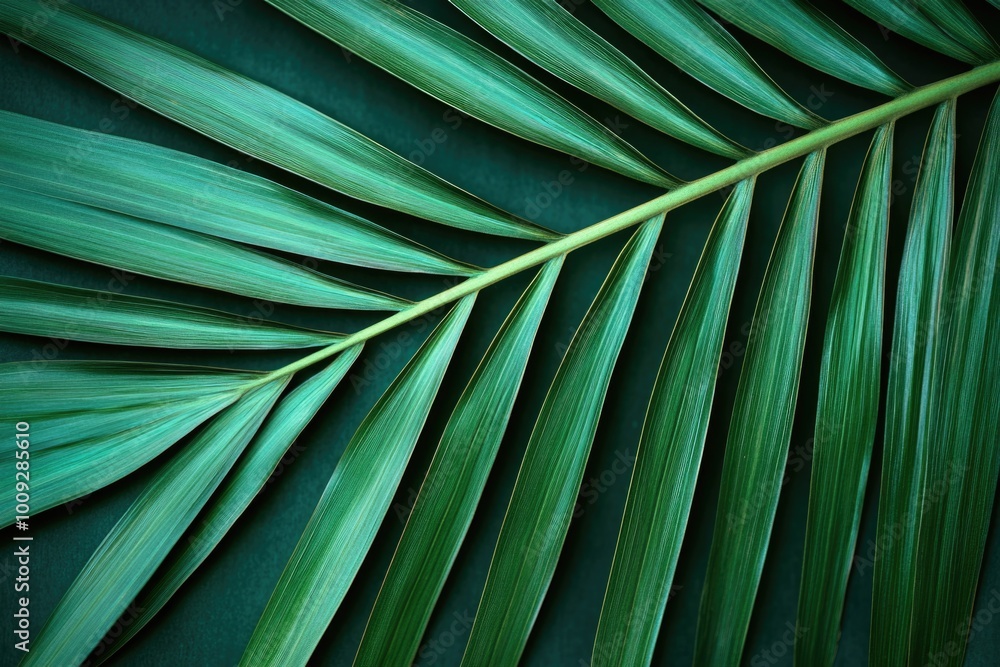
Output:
[[254, 61, 1000, 384]]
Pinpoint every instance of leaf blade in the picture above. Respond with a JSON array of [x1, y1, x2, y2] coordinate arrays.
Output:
[[448, 0, 746, 159], [265, 0, 681, 185], [0, 277, 344, 349], [795, 123, 894, 667], [593, 179, 754, 666], [697, 0, 910, 96], [591, 0, 822, 129], [0, 111, 474, 276], [870, 100, 956, 666], [694, 150, 825, 665], [0, 362, 260, 524], [355, 258, 562, 667], [461, 214, 665, 666], [0, 185, 406, 311], [241, 296, 475, 666], [0, 0, 554, 240], [23, 378, 288, 666], [907, 90, 1000, 666], [92, 347, 363, 664]]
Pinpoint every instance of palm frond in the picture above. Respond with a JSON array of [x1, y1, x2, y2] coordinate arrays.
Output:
[[697, 0, 910, 95], [0, 277, 343, 348], [0, 186, 407, 310], [447, 0, 745, 158], [590, 0, 823, 129], [2, 1, 1000, 665], [92, 348, 362, 663], [0, 362, 261, 523], [908, 89, 1000, 667], [0, 0, 553, 240], [356, 259, 561, 666], [461, 215, 664, 665], [265, 0, 684, 184], [593, 178, 753, 666], [796, 123, 894, 666], [242, 298, 473, 665], [0, 111, 474, 275], [24, 378, 288, 666], [871, 99, 956, 666]]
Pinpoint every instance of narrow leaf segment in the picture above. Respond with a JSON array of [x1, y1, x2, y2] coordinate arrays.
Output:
[[795, 123, 894, 667], [694, 150, 825, 665], [356, 258, 562, 666], [242, 296, 474, 666], [462, 214, 665, 666], [594, 178, 754, 667]]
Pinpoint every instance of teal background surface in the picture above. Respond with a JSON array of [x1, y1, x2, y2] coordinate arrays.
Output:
[[1, 0, 999, 664]]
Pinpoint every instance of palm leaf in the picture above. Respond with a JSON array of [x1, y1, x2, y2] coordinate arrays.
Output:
[[694, 150, 824, 665], [0, 111, 473, 275], [845, 0, 995, 64], [697, 0, 910, 96], [92, 347, 362, 663], [265, 0, 682, 185], [0, 277, 343, 349], [0, 186, 405, 310], [241, 297, 474, 665], [24, 378, 288, 666], [871, 99, 956, 666], [590, 0, 823, 129], [0, 0, 554, 240], [795, 123, 894, 667], [593, 179, 753, 666], [447, 0, 745, 158], [0, 362, 261, 524], [356, 259, 561, 666], [461, 215, 664, 665], [2, 2, 1000, 665], [907, 89, 1000, 666]]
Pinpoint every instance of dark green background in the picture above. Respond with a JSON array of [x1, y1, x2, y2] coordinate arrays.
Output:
[[1, 0, 999, 664]]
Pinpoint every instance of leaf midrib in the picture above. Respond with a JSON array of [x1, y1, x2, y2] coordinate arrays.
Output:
[[252, 60, 1000, 386]]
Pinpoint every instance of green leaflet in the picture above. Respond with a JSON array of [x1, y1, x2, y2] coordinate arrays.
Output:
[[907, 91, 1000, 667], [844, 0, 992, 65], [590, 0, 822, 129], [870, 100, 955, 666], [356, 259, 562, 667], [462, 215, 664, 666], [0, 0, 554, 241], [697, 0, 910, 97], [0, 362, 260, 525], [92, 347, 362, 664], [694, 150, 825, 665], [0, 111, 473, 276], [795, 124, 893, 667], [265, 0, 680, 186], [0, 277, 343, 349], [447, 0, 746, 160], [593, 180, 753, 667], [242, 296, 474, 666], [0, 185, 406, 311], [24, 377, 288, 666], [917, 0, 1000, 64]]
